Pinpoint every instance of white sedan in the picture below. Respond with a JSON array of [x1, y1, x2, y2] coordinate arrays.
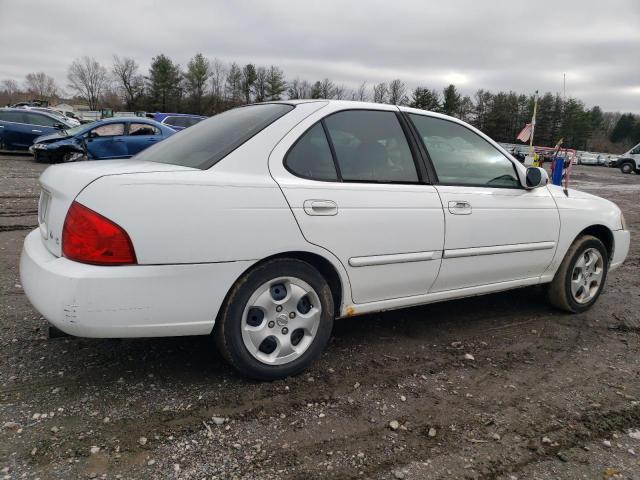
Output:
[[20, 101, 630, 380]]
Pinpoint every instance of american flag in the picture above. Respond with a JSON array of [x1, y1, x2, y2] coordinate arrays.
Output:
[[516, 123, 533, 142]]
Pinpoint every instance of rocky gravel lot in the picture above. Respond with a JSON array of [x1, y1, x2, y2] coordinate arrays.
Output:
[[1, 154, 639, 479]]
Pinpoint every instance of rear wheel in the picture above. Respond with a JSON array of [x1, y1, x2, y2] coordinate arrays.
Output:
[[620, 161, 634, 174], [547, 235, 608, 313], [214, 258, 334, 380]]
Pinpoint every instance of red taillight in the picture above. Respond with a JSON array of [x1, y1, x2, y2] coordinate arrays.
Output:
[[62, 201, 137, 265]]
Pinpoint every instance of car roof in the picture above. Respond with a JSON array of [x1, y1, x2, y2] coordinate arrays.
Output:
[[154, 112, 207, 118]]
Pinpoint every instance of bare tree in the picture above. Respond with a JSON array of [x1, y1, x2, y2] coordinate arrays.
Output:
[[112, 55, 144, 110], [1, 79, 21, 105], [210, 59, 227, 110], [355, 81, 369, 102], [287, 78, 311, 100], [67, 57, 109, 110], [319, 78, 335, 99], [373, 82, 388, 103], [388, 79, 408, 105], [334, 84, 346, 100], [253, 67, 268, 103], [24, 72, 58, 101]]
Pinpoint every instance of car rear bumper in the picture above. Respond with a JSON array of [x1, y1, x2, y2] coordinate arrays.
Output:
[[20, 229, 253, 338], [610, 229, 630, 271]]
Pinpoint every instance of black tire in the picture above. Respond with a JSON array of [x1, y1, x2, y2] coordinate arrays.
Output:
[[547, 235, 609, 313], [620, 161, 635, 174], [214, 258, 334, 380]]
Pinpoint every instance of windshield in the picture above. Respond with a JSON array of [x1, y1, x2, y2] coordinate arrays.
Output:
[[136, 104, 294, 169], [64, 124, 90, 136]]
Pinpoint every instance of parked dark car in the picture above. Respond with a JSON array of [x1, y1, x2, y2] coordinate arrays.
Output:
[[29, 117, 175, 163], [151, 112, 207, 131], [0, 108, 74, 151]]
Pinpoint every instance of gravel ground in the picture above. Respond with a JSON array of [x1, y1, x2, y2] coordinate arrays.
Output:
[[1, 154, 639, 480]]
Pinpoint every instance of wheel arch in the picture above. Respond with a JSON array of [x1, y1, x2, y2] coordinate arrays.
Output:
[[577, 224, 614, 260], [214, 250, 348, 332]]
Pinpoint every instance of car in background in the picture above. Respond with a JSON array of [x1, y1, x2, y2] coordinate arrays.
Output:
[[578, 152, 599, 165], [0, 108, 74, 151], [29, 117, 175, 163], [605, 154, 619, 168], [20, 107, 82, 127], [151, 112, 207, 131], [616, 142, 640, 174]]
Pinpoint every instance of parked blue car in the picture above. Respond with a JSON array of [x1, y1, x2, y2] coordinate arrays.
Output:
[[30, 117, 175, 163], [151, 112, 207, 131], [0, 108, 75, 151]]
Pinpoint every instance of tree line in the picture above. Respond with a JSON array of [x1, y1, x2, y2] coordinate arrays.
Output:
[[1, 54, 639, 153]]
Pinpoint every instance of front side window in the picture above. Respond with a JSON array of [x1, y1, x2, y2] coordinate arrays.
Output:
[[91, 123, 125, 137], [324, 110, 418, 183], [140, 103, 294, 169], [129, 123, 159, 136], [285, 123, 338, 181], [410, 114, 520, 188], [26, 112, 57, 127]]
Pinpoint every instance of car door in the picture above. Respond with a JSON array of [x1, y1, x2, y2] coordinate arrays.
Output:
[[0, 111, 44, 149], [406, 112, 560, 292], [270, 106, 445, 305], [0, 110, 30, 149], [126, 122, 162, 156], [23, 112, 59, 145], [84, 123, 128, 159]]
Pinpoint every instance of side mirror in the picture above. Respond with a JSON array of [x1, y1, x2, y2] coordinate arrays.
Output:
[[523, 167, 548, 189], [54, 123, 64, 130]]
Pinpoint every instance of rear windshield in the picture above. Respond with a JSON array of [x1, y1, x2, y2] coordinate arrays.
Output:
[[137, 104, 294, 169]]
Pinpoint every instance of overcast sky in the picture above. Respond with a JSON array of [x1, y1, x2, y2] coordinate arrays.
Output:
[[1, 0, 639, 112]]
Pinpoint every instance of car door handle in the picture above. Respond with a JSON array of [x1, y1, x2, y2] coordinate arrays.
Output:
[[303, 200, 338, 216], [448, 201, 472, 215], [147, 138, 158, 142], [32, 129, 42, 133]]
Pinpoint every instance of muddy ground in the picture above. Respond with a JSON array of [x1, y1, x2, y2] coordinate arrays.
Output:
[[1, 154, 639, 480]]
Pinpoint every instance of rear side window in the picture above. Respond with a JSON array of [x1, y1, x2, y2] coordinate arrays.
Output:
[[285, 123, 338, 181], [410, 114, 520, 188], [139, 104, 294, 169], [324, 110, 418, 183], [129, 123, 160, 136], [0, 111, 26, 123], [164, 116, 185, 128]]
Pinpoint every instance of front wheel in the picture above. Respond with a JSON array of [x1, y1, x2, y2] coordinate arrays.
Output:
[[547, 235, 608, 313], [214, 258, 334, 380], [620, 161, 635, 174]]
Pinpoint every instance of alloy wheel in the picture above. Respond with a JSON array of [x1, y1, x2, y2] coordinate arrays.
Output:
[[241, 276, 322, 365], [570, 248, 604, 304]]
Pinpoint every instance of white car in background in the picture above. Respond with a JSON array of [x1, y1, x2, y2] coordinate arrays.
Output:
[[578, 152, 599, 165], [20, 101, 630, 380]]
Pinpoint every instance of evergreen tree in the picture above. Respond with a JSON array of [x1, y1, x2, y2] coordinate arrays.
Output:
[[147, 54, 182, 112], [409, 87, 441, 111], [265, 66, 286, 101], [609, 113, 635, 142], [442, 84, 461, 116], [184, 53, 211, 114]]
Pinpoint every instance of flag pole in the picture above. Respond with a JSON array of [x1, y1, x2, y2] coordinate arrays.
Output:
[[529, 90, 538, 158]]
